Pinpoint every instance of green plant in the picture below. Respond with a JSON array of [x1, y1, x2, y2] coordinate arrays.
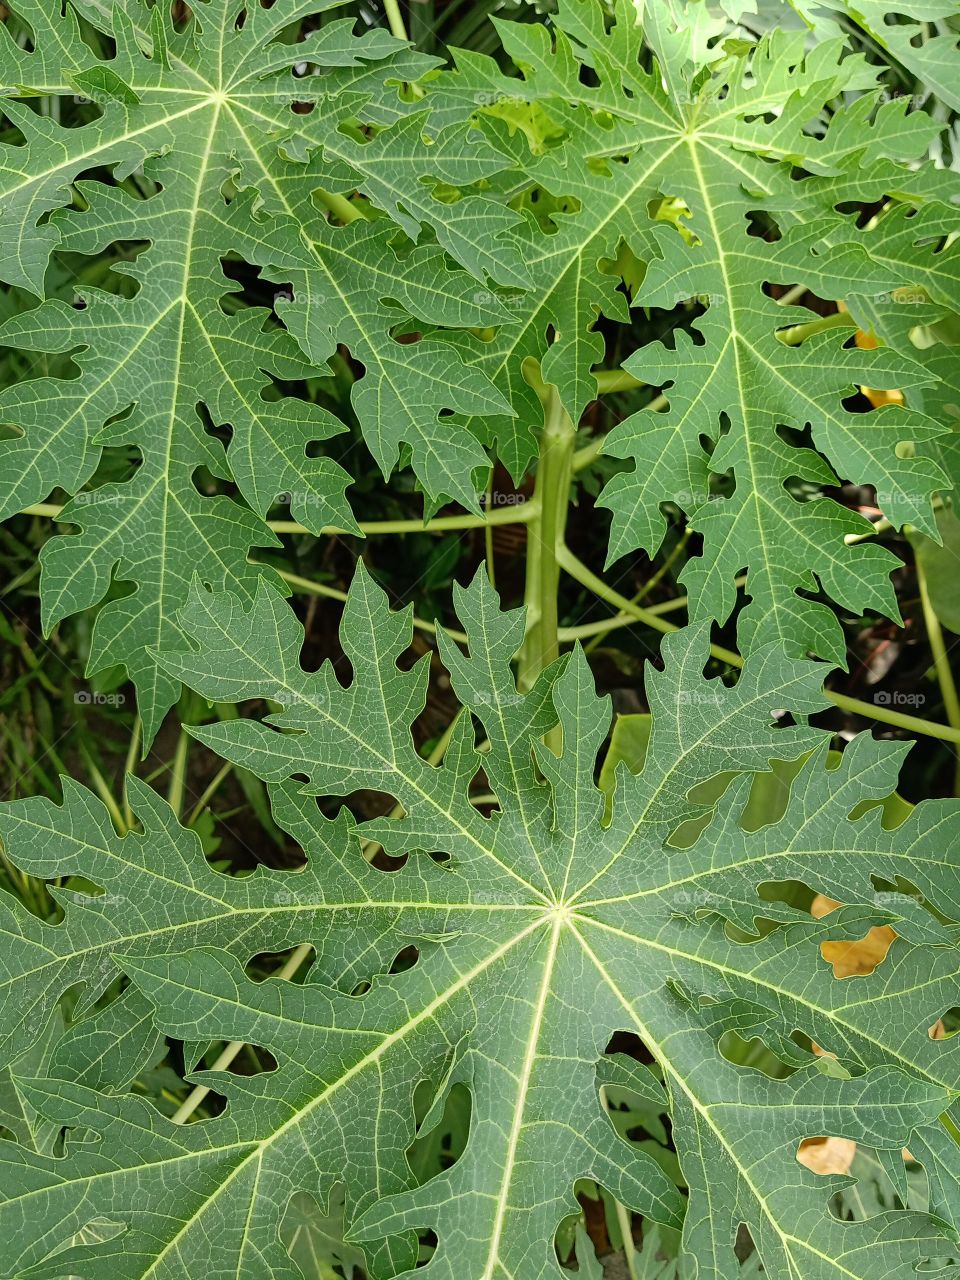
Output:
[[1, 0, 959, 1276]]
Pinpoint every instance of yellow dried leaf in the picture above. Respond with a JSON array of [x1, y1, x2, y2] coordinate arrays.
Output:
[[811, 894, 896, 977], [797, 1136, 857, 1175]]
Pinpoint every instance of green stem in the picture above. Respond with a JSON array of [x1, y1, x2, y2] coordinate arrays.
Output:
[[600, 1085, 640, 1279], [23, 502, 537, 537], [382, 0, 408, 40], [168, 729, 190, 818], [310, 505, 538, 536], [845, 515, 895, 544], [557, 594, 690, 642], [557, 545, 960, 747], [79, 745, 128, 834], [594, 368, 645, 394], [918, 559, 960, 793], [517, 385, 576, 694], [615, 1200, 640, 1280], [315, 188, 365, 224], [186, 759, 235, 827], [584, 530, 690, 654], [571, 435, 605, 474], [484, 471, 496, 589], [121, 718, 141, 831], [776, 282, 810, 308]]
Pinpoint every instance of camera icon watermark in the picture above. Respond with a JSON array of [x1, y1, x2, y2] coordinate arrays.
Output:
[[873, 289, 928, 306], [72, 489, 125, 506], [873, 690, 925, 707], [677, 689, 724, 706], [74, 690, 126, 707]]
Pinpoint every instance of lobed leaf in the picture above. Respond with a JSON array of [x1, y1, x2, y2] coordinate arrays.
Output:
[[1, 568, 958, 1275]]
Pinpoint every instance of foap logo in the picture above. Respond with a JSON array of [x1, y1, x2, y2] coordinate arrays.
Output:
[[274, 491, 330, 508], [478, 491, 527, 508], [283, 690, 325, 711], [873, 690, 925, 708], [873, 289, 928, 306], [473, 90, 526, 107], [74, 690, 127, 707], [677, 689, 724, 707], [874, 890, 920, 910], [72, 489, 125, 506], [474, 689, 524, 706]]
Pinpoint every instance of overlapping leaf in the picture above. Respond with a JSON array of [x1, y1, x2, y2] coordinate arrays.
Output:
[[224, 199, 514, 509], [5, 0, 958, 720], [814, 1, 960, 113], [2, 567, 958, 1276], [802, 168, 960, 493], [420, 1, 956, 658], [0, 0, 516, 737]]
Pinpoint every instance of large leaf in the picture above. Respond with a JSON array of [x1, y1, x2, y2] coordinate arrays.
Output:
[[2, 567, 959, 1276], [426, 1, 954, 659], [0, 0, 513, 738]]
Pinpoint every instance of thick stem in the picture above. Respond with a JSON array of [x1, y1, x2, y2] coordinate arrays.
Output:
[[382, 0, 408, 40], [315, 188, 365, 224], [167, 729, 190, 818], [517, 386, 576, 693], [777, 310, 854, 347], [121, 718, 141, 830], [917, 559, 960, 793], [274, 504, 537, 536], [484, 471, 496, 589], [594, 368, 645, 394]]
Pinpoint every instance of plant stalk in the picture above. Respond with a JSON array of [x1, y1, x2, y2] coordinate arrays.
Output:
[[382, 0, 408, 40], [315, 188, 364, 224], [24, 501, 536, 537], [167, 729, 190, 818], [594, 368, 645, 394], [917, 559, 960, 793], [777, 310, 855, 346], [517, 385, 576, 694]]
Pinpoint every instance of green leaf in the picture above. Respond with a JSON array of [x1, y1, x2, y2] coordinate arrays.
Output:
[[280, 1184, 366, 1280], [5, 0, 957, 713], [435, 3, 953, 657], [3, 568, 958, 1275], [587, 88, 948, 660], [814, 2, 960, 113], [227, 203, 514, 511], [0, 775, 421, 1068], [0, 0, 512, 737]]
